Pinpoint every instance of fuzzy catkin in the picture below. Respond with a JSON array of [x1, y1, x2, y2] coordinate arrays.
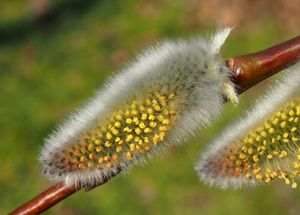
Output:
[[40, 28, 236, 188], [196, 63, 300, 189]]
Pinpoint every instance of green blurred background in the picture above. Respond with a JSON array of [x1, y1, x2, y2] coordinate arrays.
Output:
[[1, 0, 300, 214]]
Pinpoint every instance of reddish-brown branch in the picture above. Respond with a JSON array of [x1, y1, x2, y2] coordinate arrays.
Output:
[[9, 183, 78, 215], [227, 35, 300, 93], [9, 34, 300, 215], [9, 169, 121, 215]]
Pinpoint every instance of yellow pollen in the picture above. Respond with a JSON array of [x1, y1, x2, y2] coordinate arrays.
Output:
[[57, 91, 178, 173]]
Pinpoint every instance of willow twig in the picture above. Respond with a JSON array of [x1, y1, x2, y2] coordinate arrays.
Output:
[[9, 183, 77, 215], [227, 35, 300, 93], [9, 34, 300, 215]]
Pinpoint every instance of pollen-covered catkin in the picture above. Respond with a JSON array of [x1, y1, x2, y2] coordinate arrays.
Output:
[[196, 63, 300, 189], [40, 28, 236, 188]]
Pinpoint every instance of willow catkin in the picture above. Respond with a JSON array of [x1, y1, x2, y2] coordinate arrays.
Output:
[[39, 28, 237, 188], [196, 63, 300, 189]]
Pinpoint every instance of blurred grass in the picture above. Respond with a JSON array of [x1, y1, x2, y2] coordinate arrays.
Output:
[[0, 0, 299, 214]]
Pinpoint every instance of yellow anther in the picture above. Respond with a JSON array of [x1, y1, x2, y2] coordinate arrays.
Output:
[[144, 137, 150, 143], [80, 156, 87, 162], [261, 131, 267, 137], [153, 134, 160, 145], [145, 99, 152, 106], [255, 135, 261, 141], [127, 152, 133, 160], [88, 144, 94, 151], [126, 118, 132, 124], [129, 143, 136, 151], [152, 99, 158, 105], [256, 174, 262, 180], [126, 134, 133, 142], [149, 121, 157, 128], [144, 127, 152, 133], [105, 141, 112, 148], [281, 113, 287, 120], [285, 179, 290, 185], [253, 168, 261, 174], [292, 182, 297, 189], [159, 132, 166, 140], [112, 154, 119, 161], [139, 105, 145, 111], [80, 146, 87, 154], [147, 108, 153, 114], [253, 155, 259, 162], [157, 114, 164, 122], [112, 128, 119, 136], [154, 105, 161, 111], [162, 119, 170, 125], [114, 121, 121, 128], [268, 128, 275, 134], [148, 114, 155, 121], [291, 127, 297, 132], [163, 109, 169, 115], [116, 146, 123, 152], [139, 122, 146, 129], [89, 153, 96, 160], [131, 110, 138, 116], [135, 128, 142, 135], [280, 121, 287, 128], [123, 127, 132, 133], [106, 132, 113, 140], [107, 162, 113, 168], [159, 126, 168, 132], [239, 153, 246, 159], [279, 151, 288, 158], [283, 133, 289, 138], [132, 117, 139, 124], [141, 113, 148, 120], [98, 157, 104, 164], [96, 146, 103, 152], [283, 138, 289, 143], [248, 147, 254, 154], [104, 155, 111, 162], [116, 114, 123, 120], [273, 118, 279, 125]]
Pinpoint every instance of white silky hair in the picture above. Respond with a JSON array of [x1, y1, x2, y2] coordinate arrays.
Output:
[[39, 28, 236, 188], [195, 62, 300, 189]]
